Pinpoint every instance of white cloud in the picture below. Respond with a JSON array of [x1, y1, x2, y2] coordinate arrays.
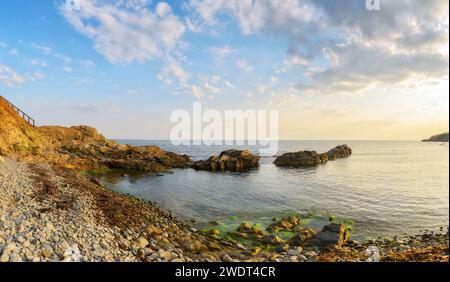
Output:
[[0, 42, 7, 48], [60, 0, 185, 64], [157, 60, 189, 86], [9, 49, 18, 55], [54, 53, 72, 63], [156, 2, 171, 17], [63, 66, 73, 73], [67, 103, 123, 113], [208, 45, 236, 59], [185, 17, 202, 33], [190, 85, 205, 99], [31, 43, 53, 55], [236, 59, 254, 73], [190, 0, 317, 34], [256, 85, 266, 94], [188, 75, 227, 99], [284, 53, 309, 66], [80, 59, 96, 70], [27, 72, 46, 82], [0, 64, 26, 87], [30, 59, 48, 68], [225, 80, 234, 89], [191, 0, 449, 95]]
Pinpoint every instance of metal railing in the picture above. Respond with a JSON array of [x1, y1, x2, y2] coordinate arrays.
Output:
[[0, 95, 35, 127]]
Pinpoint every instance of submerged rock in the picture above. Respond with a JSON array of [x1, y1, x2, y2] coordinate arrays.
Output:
[[192, 149, 260, 172], [266, 215, 301, 232]]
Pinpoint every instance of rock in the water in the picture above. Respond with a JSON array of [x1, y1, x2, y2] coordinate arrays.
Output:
[[192, 150, 260, 172], [288, 227, 315, 246], [273, 145, 351, 168], [274, 151, 323, 167], [314, 223, 350, 248], [326, 145, 352, 160], [266, 216, 301, 232]]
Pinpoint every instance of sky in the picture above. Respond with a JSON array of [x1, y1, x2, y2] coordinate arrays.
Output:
[[0, 0, 449, 140]]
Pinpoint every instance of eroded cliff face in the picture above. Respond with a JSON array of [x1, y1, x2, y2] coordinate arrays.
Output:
[[0, 99, 190, 171], [0, 98, 49, 155]]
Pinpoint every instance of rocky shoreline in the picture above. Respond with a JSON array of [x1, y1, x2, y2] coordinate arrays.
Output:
[[1, 101, 448, 262], [1, 158, 448, 262]]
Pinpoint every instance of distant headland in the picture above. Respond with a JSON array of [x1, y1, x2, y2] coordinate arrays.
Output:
[[422, 132, 449, 142]]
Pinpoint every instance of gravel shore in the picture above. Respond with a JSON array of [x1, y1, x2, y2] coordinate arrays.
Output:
[[0, 158, 254, 262]]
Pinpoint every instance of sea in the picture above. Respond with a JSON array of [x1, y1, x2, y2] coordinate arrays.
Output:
[[97, 140, 449, 240]]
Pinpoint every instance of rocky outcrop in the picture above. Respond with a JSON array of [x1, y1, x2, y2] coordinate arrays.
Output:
[[314, 223, 350, 249], [45, 128, 191, 171], [192, 150, 260, 172], [274, 145, 351, 168], [1, 100, 190, 172], [422, 132, 449, 142], [274, 151, 327, 168], [326, 145, 352, 160]]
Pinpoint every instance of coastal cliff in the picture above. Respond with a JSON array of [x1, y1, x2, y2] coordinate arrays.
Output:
[[0, 98, 190, 172]]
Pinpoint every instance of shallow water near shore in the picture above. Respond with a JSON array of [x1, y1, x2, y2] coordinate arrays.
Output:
[[98, 140, 449, 240]]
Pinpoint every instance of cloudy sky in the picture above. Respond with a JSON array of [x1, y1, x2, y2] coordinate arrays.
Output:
[[0, 0, 448, 140]]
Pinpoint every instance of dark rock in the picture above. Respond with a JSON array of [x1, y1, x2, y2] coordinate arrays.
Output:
[[275, 244, 289, 253], [191, 150, 260, 172], [266, 215, 301, 232], [314, 223, 350, 248], [288, 227, 315, 246], [261, 235, 285, 245], [326, 145, 352, 160], [274, 151, 322, 167], [319, 153, 328, 164]]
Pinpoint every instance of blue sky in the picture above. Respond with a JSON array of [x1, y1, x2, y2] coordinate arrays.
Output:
[[0, 0, 449, 140]]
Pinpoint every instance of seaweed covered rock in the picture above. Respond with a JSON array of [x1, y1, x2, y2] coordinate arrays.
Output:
[[266, 216, 301, 232], [274, 151, 324, 168], [192, 150, 260, 172], [326, 145, 352, 160], [288, 227, 316, 246]]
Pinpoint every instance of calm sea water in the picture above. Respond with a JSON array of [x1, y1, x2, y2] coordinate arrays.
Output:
[[99, 140, 449, 239]]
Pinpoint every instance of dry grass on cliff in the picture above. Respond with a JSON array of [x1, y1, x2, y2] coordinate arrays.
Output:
[[0, 98, 49, 155]]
